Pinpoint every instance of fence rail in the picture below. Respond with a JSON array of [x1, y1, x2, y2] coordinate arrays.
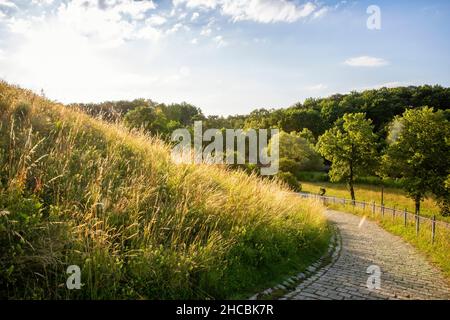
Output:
[[297, 192, 450, 244]]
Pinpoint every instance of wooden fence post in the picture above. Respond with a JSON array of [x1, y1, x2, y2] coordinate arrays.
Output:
[[403, 208, 407, 227], [393, 206, 396, 220], [381, 204, 385, 218], [431, 215, 436, 244], [415, 213, 420, 236]]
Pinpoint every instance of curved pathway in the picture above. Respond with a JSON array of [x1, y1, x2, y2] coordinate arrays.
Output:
[[285, 210, 450, 300]]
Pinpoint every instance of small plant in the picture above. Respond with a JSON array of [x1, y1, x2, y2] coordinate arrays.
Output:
[[277, 171, 301, 192], [13, 102, 31, 121], [319, 187, 326, 196]]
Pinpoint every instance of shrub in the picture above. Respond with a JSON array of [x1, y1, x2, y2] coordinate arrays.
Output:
[[0, 190, 67, 299], [296, 171, 329, 182], [277, 171, 302, 192]]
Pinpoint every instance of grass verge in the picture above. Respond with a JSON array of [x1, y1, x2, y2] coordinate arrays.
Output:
[[300, 181, 448, 222]]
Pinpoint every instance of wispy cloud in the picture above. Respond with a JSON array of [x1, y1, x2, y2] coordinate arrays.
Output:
[[0, 0, 18, 10], [174, 0, 321, 23], [213, 35, 228, 48], [147, 14, 167, 26], [191, 12, 200, 21], [173, 0, 218, 10], [3, 0, 162, 48], [344, 56, 389, 67], [313, 7, 328, 19]]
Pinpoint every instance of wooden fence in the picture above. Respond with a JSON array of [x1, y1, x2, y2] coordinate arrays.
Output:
[[297, 192, 450, 244]]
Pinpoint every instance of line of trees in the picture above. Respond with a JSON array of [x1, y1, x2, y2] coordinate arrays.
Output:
[[72, 85, 450, 216], [74, 85, 450, 139], [316, 108, 449, 216]]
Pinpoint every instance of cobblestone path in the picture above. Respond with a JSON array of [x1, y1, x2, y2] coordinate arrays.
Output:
[[285, 210, 450, 300]]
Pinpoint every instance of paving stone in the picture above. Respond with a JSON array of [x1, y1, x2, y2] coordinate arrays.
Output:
[[285, 210, 450, 300]]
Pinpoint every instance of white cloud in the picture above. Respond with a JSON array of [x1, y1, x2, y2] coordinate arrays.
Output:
[[313, 6, 328, 19], [0, 0, 18, 9], [213, 35, 227, 47], [0, 0, 171, 104], [173, 0, 218, 10], [147, 14, 167, 26], [166, 22, 190, 34], [344, 56, 389, 67], [31, 0, 55, 6], [191, 38, 198, 44], [200, 26, 212, 36], [4, 0, 162, 47], [109, 0, 156, 19], [173, 0, 319, 23], [178, 11, 187, 20], [191, 11, 200, 21], [221, 0, 316, 23]]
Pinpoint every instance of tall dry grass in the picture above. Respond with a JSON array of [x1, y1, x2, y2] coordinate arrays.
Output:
[[0, 81, 330, 299]]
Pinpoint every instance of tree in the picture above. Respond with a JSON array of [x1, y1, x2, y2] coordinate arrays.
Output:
[[124, 106, 174, 136], [381, 107, 450, 215], [162, 102, 204, 126], [317, 113, 378, 200], [274, 130, 323, 176], [279, 108, 326, 137]]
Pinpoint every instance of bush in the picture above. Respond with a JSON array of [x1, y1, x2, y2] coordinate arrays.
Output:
[[279, 158, 299, 174], [296, 171, 329, 182], [277, 171, 302, 192], [0, 190, 67, 299], [319, 187, 326, 196]]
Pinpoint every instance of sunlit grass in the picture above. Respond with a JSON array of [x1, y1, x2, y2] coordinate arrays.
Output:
[[0, 81, 330, 299], [300, 181, 448, 222]]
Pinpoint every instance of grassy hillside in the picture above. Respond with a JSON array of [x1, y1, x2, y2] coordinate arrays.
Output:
[[0, 82, 330, 299]]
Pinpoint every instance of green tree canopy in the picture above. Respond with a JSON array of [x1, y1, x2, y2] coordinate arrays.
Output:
[[272, 130, 324, 176], [381, 107, 450, 215], [317, 113, 379, 200], [124, 106, 176, 136]]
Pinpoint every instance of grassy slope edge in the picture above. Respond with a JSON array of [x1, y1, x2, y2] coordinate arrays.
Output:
[[0, 82, 330, 299]]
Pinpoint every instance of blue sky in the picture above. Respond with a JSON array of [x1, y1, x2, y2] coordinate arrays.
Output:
[[0, 0, 449, 115]]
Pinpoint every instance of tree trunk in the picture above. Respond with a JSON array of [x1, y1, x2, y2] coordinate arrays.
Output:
[[349, 161, 355, 201], [349, 180, 355, 201], [414, 195, 421, 214]]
